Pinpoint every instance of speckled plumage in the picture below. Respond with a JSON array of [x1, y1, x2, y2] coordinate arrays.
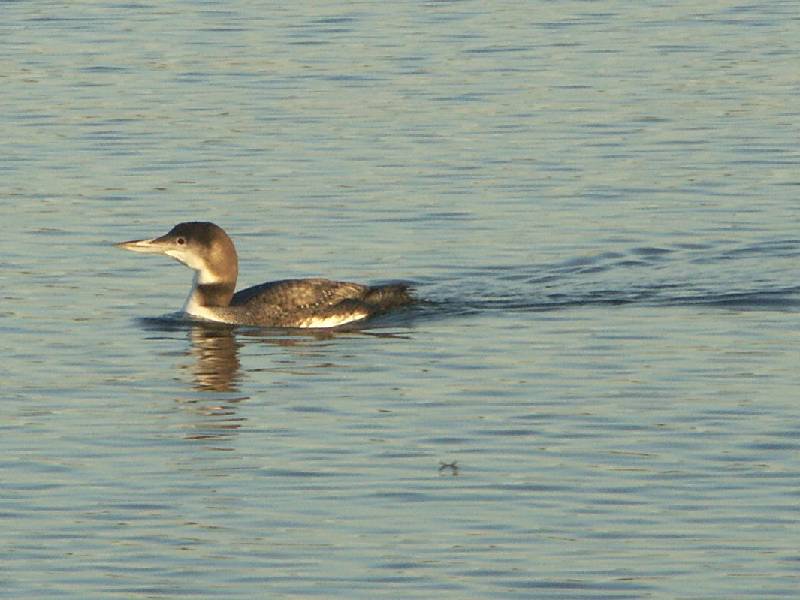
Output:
[[202, 278, 411, 327], [116, 222, 412, 328]]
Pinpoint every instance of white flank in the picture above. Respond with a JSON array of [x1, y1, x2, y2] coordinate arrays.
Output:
[[297, 313, 368, 328]]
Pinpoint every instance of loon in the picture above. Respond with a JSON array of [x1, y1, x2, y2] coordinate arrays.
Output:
[[115, 222, 412, 328]]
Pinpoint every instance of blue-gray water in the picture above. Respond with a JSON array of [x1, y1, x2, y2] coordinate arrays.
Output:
[[2, 2, 799, 598]]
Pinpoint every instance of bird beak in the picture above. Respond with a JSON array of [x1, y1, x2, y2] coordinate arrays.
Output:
[[115, 236, 170, 254]]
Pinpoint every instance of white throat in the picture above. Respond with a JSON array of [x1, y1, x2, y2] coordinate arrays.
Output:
[[182, 272, 202, 314], [196, 267, 225, 285], [165, 248, 228, 285], [182, 272, 231, 323]]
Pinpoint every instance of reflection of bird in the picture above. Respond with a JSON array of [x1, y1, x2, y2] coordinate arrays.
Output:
[[188, 326, 241, 392], [116, 222, 412, 327]]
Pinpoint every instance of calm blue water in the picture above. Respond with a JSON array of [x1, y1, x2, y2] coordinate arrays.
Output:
[[2, 2, 799, 598]]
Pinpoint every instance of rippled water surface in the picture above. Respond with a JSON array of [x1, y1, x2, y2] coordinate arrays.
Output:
[[2, 2, 799, 598]]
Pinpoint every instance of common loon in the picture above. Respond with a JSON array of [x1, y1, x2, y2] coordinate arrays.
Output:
[[115, 222, 412, 328]]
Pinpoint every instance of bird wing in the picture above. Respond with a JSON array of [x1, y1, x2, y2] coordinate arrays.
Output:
[[230, 278, 369, 312]]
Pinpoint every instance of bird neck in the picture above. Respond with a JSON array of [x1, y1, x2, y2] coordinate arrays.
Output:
[[187, 270, 236, 308]]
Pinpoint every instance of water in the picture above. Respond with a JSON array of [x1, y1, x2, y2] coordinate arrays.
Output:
[[2, 2, 799, 598]]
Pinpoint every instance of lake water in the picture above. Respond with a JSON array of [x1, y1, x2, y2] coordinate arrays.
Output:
[[2, 2, 799, 598]]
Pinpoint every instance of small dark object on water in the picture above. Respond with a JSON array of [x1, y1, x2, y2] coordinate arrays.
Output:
[[439, 461, 459, 476]]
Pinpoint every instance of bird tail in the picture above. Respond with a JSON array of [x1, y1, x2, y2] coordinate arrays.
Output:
[[364, 283, 413, 310]]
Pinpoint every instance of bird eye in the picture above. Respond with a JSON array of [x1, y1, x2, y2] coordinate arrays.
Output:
[[177, 237, 185, 245]]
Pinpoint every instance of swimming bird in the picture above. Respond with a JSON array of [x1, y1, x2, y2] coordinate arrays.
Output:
[[115, 222, 412, 328]]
